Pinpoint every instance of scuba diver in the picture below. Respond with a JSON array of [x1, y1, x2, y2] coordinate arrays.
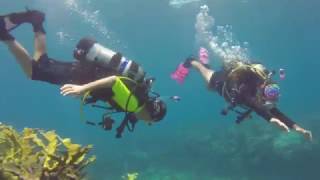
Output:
[[0, 10, 167, 138], [172, 51, 312, 141]]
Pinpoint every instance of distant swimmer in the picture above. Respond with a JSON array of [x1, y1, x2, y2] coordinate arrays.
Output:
[[172, 48, 312, 141], [0, 10, 167, 138]]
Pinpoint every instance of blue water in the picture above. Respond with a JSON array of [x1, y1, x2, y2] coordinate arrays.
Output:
[[1, 0, 320, 179]]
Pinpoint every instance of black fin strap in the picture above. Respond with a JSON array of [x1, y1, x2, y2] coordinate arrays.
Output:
[[116, 115, 129, 138], [126, 118, 137, 132], [235, 109, 253, 124], [126, 123, 134, 132]]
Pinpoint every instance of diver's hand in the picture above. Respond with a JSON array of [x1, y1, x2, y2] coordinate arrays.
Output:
[[292, 124, 313, 141], [303, 130, 313, 141], [270, 118, 290, 132], [60, 84, 87, 96]]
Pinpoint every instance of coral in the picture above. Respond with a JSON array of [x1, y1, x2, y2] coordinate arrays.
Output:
[[0, 123, 96, 180], [272, 132, 304, 158]]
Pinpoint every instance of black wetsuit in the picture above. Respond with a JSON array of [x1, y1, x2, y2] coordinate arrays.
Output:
[[31, 53, 122, 105], [31, 53, 148, 109], [30, 53, 149, 138], [31, 54, 117, 85], [208, 69, 296, 128]]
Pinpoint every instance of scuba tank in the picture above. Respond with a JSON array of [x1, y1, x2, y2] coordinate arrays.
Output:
[[74, 37, 146, 82]]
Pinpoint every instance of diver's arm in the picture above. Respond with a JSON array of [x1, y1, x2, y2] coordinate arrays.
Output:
[[270, 108, 312, 141], [60, 76, 117, 96], [269, 108, 296, 129], [82, 75, 117, 91], [244, 97, 290, 132], [269, 118, 290, 132]]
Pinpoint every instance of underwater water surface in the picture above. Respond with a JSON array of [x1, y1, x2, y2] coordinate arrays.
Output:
[[0, 0, 320, 179]]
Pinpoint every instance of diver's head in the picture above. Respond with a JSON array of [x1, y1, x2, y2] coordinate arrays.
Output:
[[263, 83, 280, 101], [139, 77, 167, 122], [145, 98, 167, 122]]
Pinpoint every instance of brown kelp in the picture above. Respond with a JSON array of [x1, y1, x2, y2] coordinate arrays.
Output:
[[0, 123, 96, 180]]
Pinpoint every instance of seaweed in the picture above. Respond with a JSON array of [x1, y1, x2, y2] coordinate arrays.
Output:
[[122, 172, 139, 180], [0, 123, 96, 180]]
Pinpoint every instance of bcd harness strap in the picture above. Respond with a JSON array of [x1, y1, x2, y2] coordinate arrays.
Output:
[[221, 63, 268, 123], [80, 76, 145, 138]]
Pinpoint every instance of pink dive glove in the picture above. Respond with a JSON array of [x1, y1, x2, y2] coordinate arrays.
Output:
[[199, 47, 209, 65], [171, 63, 190, 84]]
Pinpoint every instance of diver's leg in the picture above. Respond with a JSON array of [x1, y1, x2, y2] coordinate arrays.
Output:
[[3, 40, 33, 78], [33, 31, 47, 61], [1, 15, 33, 78], [29, 10, 47, 61], [191, 60, 214, 84], [1, 10, 46, 77]]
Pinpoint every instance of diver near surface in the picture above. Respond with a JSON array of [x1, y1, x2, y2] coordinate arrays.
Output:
[[0, 10, 167, 138], [172, 48, 312, 141]]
